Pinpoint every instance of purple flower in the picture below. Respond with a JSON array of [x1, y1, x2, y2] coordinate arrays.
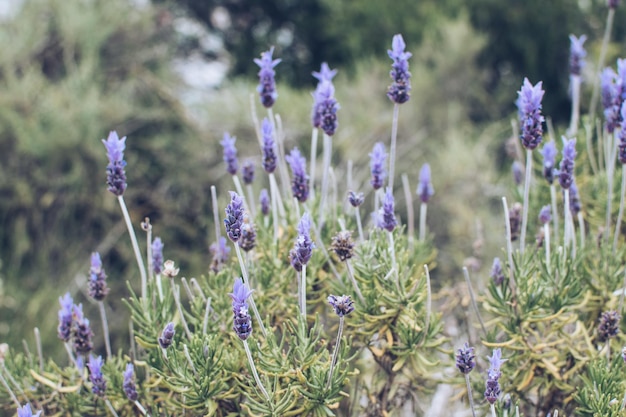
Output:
[[58, 292, 73, 342], [224, 191, 245, 242], [152, 237, 164, 274], [369, 142, 387, 190], [512, 161, 524, 186], [602, 67, 620, 133], [313, 62, 338, 84], [286, 148, 309, 203], [209, 236, 231, 273], [88, 252, 109, 301], [328, 294, 355, 317], [259, 188, 270, 216], [88, 355, 107, 397], [456, 342, 475, 374], [290, 213, 315, 272], [387, 34, 412, 104], [261, 118, 277, 174], [230, 278, 253, 341], [509, 202, 522, 241], [254, 47, 281, 108], [490, 257, 504, 286], [569, 35, 587, 76], [598, 310, 621, 342], [17, 404, 42, 417], [609, 0, 620, 8], [311, 80, 340, 136], [557, 137, 577, 190], [416, 163, 435, 203], [102, 131, 127, 196], [348, 190, 364, 207], [618, 101, 626, 164], [516, 78, 545, 150], [539, 205, 552, 225], [238, 221, 257, 252], [242, 159, 255, 185], [541, 141, 557, 184], [484, 348, 505, 404], [568, 180, 581, 215], [374, 187, 397, 232], [72, 304, 94, 355], [123, 363, 138, 402], [158, 322, 175, 349], [220, 133, 238, 176]]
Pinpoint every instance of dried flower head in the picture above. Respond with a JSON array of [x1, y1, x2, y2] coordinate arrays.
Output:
[[557, 137, 577, 190], [224, 191, 245, 242], [259, 188, 270, 216], [387, 34, 412, 104], [158, 322, 175, 349], [242, 159, 255, 185], [417, 163, 435, 203], [88, 252, 109, 301], [58, 292, 74, 342], [123, 363, 138, 402], [261, 118, 277, 174], [598, 310, 621, 343], [286, 148, 310, 202], [516, 78, 545, 150], [152, 237, 164, 275], [162, 260, 180, 278], [331, 230, 355, 261], [456, 342, 476, 374], [328, 294, 355, 317], [209, 236, 231, 273], [541, 141, 557, 184], [369, 142, 387, 190], [220, 133, 238, 176], [254, 47, 281, 108], [230, 278, 253, 341], [102, 131, 127, 196], [569, 34, 587, 76], [347, 190, 364, 207], [88, 355, 107, 397]]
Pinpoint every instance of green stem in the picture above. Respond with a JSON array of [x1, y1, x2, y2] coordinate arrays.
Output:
[[463, 267, 487, 336], [465, 374, 477, 417], [243, 340, 272, 404], [326, 316, 344, 390], [98, 302, 112, 359], [117, 196, 148, 305], [519, 149, 532, 254], [389, 103, 399, 190]]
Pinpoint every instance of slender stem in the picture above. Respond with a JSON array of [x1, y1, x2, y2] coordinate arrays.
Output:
[[490, 403, 497, 417], [202, 297, 212, 335], [2, 365, 26, 401], [246, 184, 256, 218], [181, 277, 195, 302], [190, 278, 206, 302], [117, 196, 148, 304], [346, 160, 353, 214], [211, 186, 221, 243], [585, 118, 599, 177], [502, 197, 518, 298], [607, 133, 616, 244], [250, 93, 262, 146], [98, 302, 112, 359], [243, 340, 271, 403], [145, 219, 154, 287], [464, 374, 477, 417], [233, 175, 249, 214], [345, 261, 366, 305], [129, 321, 137, 361], [463, 267, 487, 336], [271, 110, 290, 199], [269, 172, 286, 219], [105, 398, 121, 417], [34, 327, 43, 372], [389, 103, 399, 190], [550, 184, 559, 246], [269, 174, 279, 245], [355, 207, 364, 242], [618, 263, 626, 313], [567, 75, 581, 137], [564, 189, 572, 250], [520, 149, 533, 254], [297, 271, 302, 316], [544, 223, 551, 270], [387, 232, 402, 295], [402, 174, 415, 248], [330, 168, 338, 227], [419, 203, 427, 242], [318, 134, 332, 229], [300, 264, 307, 319], [614, 165, 626, 252], [0, 371, 19, 406], [326, 316, 344, 390], [170, 279, 192, 341], [423, 265, 432, 336], [235, 244, 267, 338], [589, 8, 616, 120], [183, 344, 198, 376], [578, 211, 586, 250], [155, 273, 163, 302], [64, 342, 78, 368], [309, 128, 318, 200], [134, 400, 150, 416], [607, 342, 611, 367]]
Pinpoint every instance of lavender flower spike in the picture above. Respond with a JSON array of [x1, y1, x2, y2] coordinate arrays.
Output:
[[220, 133, 238, 176], [568, 180, 581, 215], [558, 137, 577, 190], [417, 163, 435, 203], [88, 355, 107, 397], [239, 221, 257, 252], [516, 78, 545, 150], [209, 236, 231, 273], [123, 363, 138, 401], [17, 404, 42, 417], [152, 237, 164, 274], [484, 348, 506, 404], [375, 187, 397, 232], [89, 252, 109, 301], [242, 159, 255, 185], [259, 188, 270, 216], [230, 278, 253, 341], [224, 191, 245, 242], [618, 100, 626, 164], [602, 67, 619, 133], [456, 342, 476, 374], [313, 62, 338, 83], [387, 34, 412, 104], [261, 118, 277, 174], [609, 0, 620, 9], [348, 190, 364, 207], [598, 310, 621, 342], [312, 80, 340, 136], [72, 303, 94, 355], [102, 131, 127, 196], [158, 322, 175, 349], [290, 213, 315, 271], [369, 142, 387, 190], [57, 292, 73, 342], [286, 148, 310, 203], [539, 205, 552, 225], [327, 294, 355, 317], [490, 257, 504, 286], [541, 141, 557, 184], [569, 35, 587, 76], [254, 47, 281, 108]]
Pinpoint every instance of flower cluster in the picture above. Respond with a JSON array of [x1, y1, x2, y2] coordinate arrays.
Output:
[[598, 310, 621, 343], [601, 67, 620, 133], [238, 221, 257, 252], [416, 163, 434, 203], [254, 47, 281, 108], [123, 363, 139, 402], [242, 159, 255, 185], [152, 237, 164, 274], [369, 142, 387, 190], [259, 189, 270, 216], [375, 188, 397, 232], [102, 131, 127, 196], [261, 118, 277, 174], [210, 236, 231, 273], [285, 148, 309, 202], [290, 213, 314, 271], [455, 342, 475, 374], [230, 278, 253, 341], [516, 78, 545, 150], [387, 34, 412, 104], [311, 70, 340, 136], [331, 230, 355, 261], [347, 190, 364, 207], [88, 252, 109, 301], [224, 191, 245, 242], [541, 141, 557, 184], [558, 137, 577, 190], [220, 133, 238, 176], [569, 34, 587, 77], [88, 355, 107, 397], [490, 257, 504, 286], [327, 294, 355, 317], [158, 322, 175, 349], [72, 303, 94, 355], [484, 348, 505, 404]]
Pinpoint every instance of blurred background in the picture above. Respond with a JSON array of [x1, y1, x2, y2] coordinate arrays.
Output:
[[0, 0, 621, 360]]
